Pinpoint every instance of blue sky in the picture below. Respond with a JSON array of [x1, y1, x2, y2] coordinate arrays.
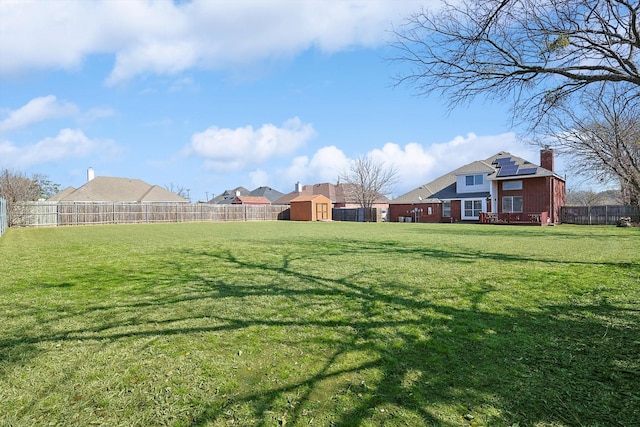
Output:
[[1, 0, 572, 202]]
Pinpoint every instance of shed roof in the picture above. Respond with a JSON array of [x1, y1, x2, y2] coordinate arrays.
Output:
[[290, 194, 331, 203]]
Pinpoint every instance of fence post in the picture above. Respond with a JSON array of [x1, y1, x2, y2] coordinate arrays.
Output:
[[0, 197, 6, 236]]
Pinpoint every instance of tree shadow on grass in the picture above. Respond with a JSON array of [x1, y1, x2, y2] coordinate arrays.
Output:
[[1, 243, 638, 426], [178, 248, 639, 426]]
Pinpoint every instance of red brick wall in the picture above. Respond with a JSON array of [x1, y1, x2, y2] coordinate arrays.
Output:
[[497, 177, 546, 214], [551, 177, 566, 223], [389, 203, 442, 222], [449, 200, 462, 222], [497, 177, 565, 223]]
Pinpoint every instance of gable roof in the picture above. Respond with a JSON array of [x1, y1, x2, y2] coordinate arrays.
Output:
[[209, 186, 250, 204], [249, 186, 284, 202], [290, 194, 332, 203], [48, 186, 76, 201], [391, 151, 564, 204], [48, 176, 188, 203], [232, 195, 271, 205], [273, 182, 389, 205]]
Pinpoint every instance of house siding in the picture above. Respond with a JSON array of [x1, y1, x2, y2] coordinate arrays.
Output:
[[390, 151, 566, 225]]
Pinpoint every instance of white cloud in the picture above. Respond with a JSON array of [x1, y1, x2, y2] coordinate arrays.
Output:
[[249, 169, 270, 188], [368, 132, 542, 193], [80, 107, 116, 124], [277, 145, 350, 187], [0, 95, 78, 132], [0, 0, 431, 83], [186, 117, 316, 171], [0, 129, 116, 169]]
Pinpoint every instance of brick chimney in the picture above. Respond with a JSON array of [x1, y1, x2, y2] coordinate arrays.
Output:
[[540, 147, 554, 172]]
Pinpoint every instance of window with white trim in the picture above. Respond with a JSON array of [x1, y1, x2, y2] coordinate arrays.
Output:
[[442, 201, 451, 217], [465, 174, 483, 186], [502, 180, 523, 190], [463, 200, 483, 218], [502, 196, 523, 213]]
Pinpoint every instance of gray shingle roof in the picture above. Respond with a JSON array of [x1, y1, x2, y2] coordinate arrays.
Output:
[[210, 187, 250, 204], [49, 176, 188, 202], [249, 186, 284, 202]]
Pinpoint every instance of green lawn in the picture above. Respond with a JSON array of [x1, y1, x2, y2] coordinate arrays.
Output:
[[1, 222, 638, 426]]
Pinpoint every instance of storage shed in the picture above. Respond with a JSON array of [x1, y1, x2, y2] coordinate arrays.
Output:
[[290, 194, 332, 221]]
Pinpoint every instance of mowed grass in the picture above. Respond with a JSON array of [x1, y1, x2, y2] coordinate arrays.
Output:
[[0, 222, 638, 427]]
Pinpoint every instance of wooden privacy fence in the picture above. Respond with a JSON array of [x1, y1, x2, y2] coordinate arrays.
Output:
[[561, 205, 639, 225], [0, 197, 7, 236], [15, 202, 290, 227]]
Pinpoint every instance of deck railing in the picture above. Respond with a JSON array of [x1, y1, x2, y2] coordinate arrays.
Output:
[[479, 211, 549, 225]]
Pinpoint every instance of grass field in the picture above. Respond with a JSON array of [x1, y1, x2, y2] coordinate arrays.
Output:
[[1, 221, 638, 426]]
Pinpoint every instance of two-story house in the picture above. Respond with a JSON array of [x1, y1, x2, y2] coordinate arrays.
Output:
[[389, 149, 566, 225]]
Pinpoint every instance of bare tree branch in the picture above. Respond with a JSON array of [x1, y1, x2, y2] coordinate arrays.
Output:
[[539, 85, 640, 206], [0, 169, 58, 226], [390, 0, 640, 126], [339, 156, 398, 209]]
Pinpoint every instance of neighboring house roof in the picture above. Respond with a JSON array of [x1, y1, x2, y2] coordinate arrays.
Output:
[[48, 176, 188, 202], [209, 186, 250, 204], [48, 186, 76, 201], [231, 195, 271, 205], [273, 182, 389, 205], [209, 186, 284, 204], [249, 186, 284, 202], [391, 151, 564, 204]]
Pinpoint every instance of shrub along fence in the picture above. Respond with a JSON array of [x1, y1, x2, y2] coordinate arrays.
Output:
[[14, 202, 290, 227], [561, 205, 639, 225], [0, 197, 7, 236]]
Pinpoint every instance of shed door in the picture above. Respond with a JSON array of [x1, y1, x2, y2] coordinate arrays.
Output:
[[316, 203, 329, 220]]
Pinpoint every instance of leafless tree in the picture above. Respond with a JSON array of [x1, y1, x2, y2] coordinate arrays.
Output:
[[0, 169, 58, 226], [165, 183, 190, 200], [566, 189, 606, 206], [539, 85, 640, 206], [339, 155, 398, 209], [391, 0, 640, 128]]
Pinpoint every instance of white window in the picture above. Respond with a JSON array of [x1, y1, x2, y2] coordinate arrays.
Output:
[[465, 174, 483, 186], [442, 201, 451, 217], [502, 196, 523, 213], [502, 180, 523, 190], [463, 200, 483, 219]]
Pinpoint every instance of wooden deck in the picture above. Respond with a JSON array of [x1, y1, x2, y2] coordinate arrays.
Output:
[[479, 212, 549, 226]]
